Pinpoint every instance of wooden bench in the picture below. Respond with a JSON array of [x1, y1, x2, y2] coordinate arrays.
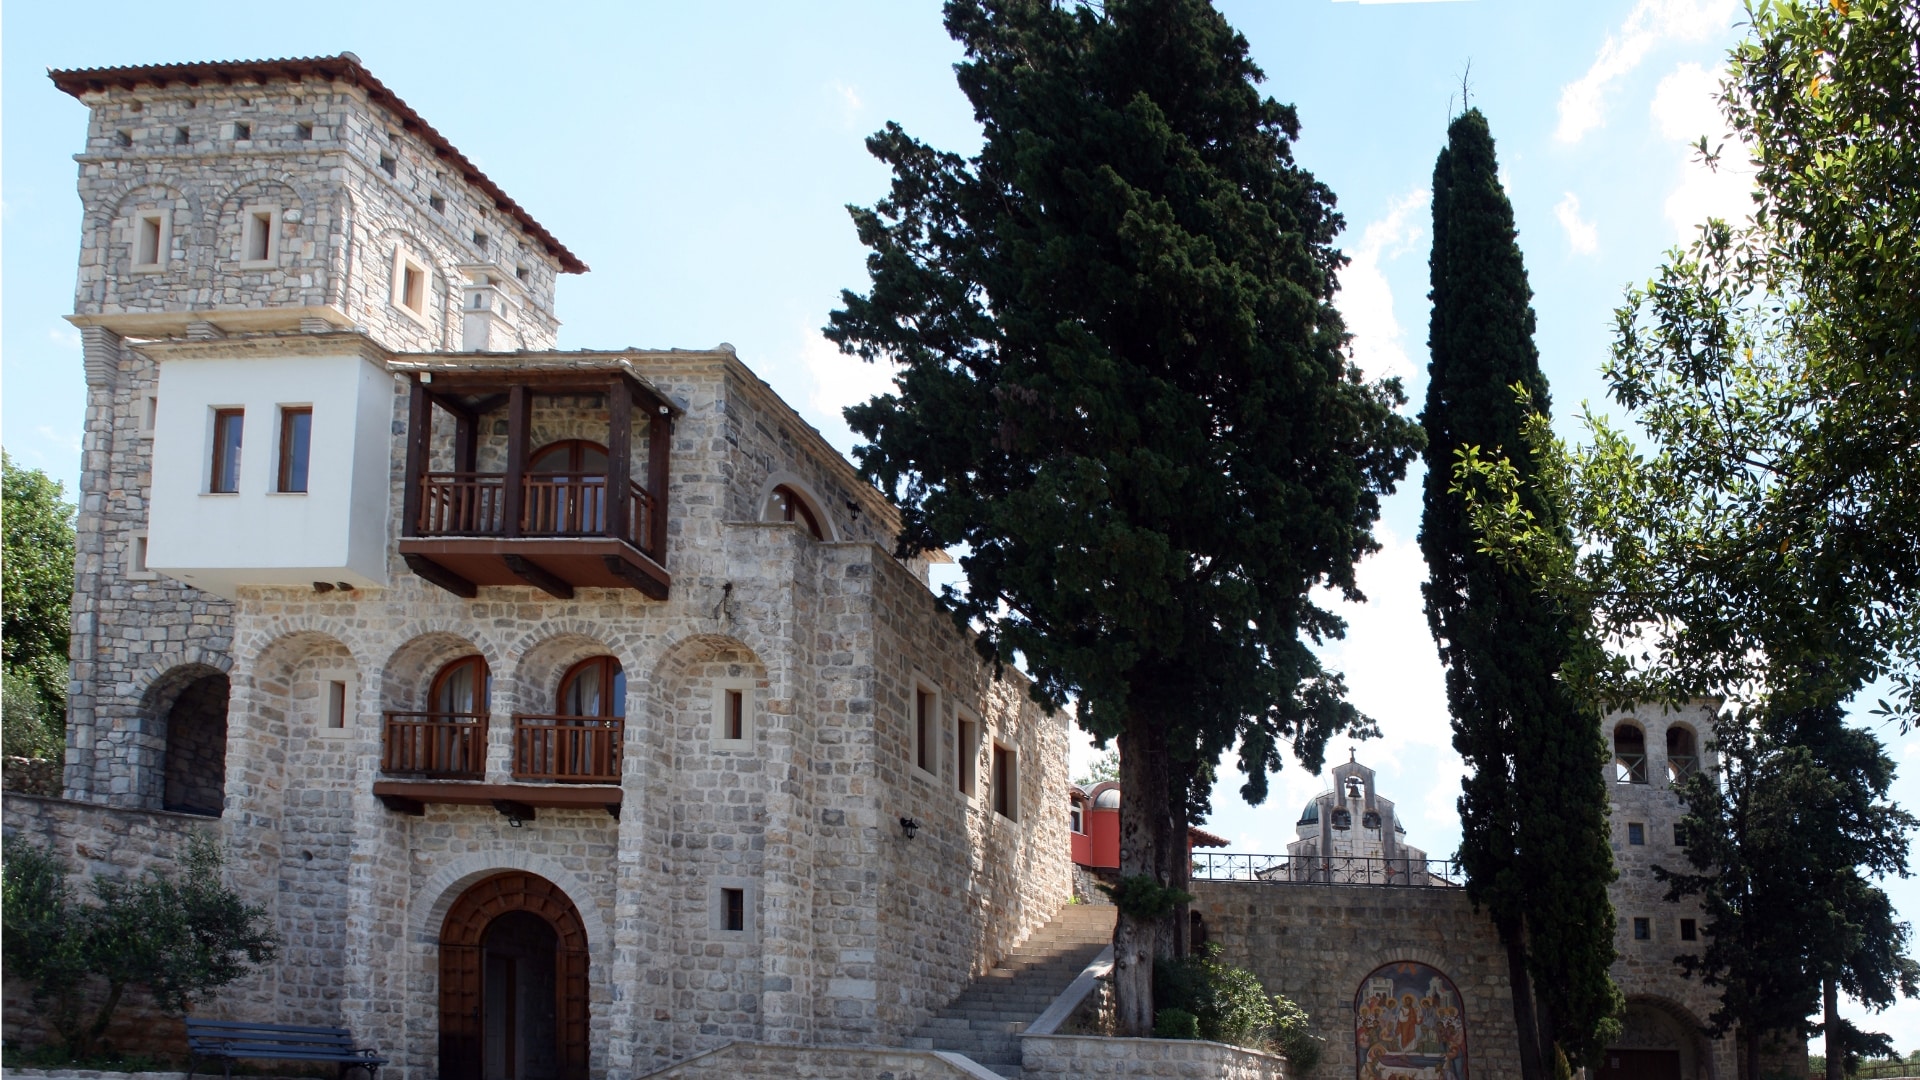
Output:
[[184, 1018, 388, 1080]]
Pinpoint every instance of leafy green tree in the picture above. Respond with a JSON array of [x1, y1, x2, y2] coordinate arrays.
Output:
[[1074, 747, 1120, 789], [1417, 109, 1621, 1078], [827, 0, 1419, 1032], [1659, 702, 1918, 1080], [3, 451, 76, 751], [1, 834, 279, 1060]]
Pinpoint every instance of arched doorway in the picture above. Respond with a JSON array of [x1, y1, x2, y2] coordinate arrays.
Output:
[[1600, 999, 1711, 1080], [440, 872, 589, 1080], [159, 670, 229, 815]]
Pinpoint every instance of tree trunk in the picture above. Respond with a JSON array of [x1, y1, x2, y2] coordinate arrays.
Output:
[[1166, 757, 1194, 960], [1826, 976, 1843, 1080], [1112, 718, 1168, 1037], [1535, 994, 1559, 1079], [1503, 924, 1546, 1080]]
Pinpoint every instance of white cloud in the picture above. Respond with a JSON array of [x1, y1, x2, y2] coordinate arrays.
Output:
[[1555, 0, 1739, 144], [1335, 189, 1428, 384], [1652, 61, 1757, 240], [1554, 192, 1600, 255], [798, 324, 898, 455], [830, 80, 864, 129]]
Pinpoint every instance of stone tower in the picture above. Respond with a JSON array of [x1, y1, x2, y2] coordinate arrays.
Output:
[[50, 54, 584, 805]]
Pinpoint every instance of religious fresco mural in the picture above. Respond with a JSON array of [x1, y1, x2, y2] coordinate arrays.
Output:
[[1355, 961, 1468, 1080]]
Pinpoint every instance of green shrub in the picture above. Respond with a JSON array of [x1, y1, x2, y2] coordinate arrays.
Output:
[[1271, 993, 1323, 1071], [1154, 947, 1284, 1050], [3, 664, 64, 761], [1, 833, 279, 1060], [1153, 1008, 1201, 1040]]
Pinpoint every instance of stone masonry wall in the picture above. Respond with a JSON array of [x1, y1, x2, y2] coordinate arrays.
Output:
[[1190, 879, 1523, 1080], [1020, 1034, 1287, 1080], [636, 1041, 999, 1080]]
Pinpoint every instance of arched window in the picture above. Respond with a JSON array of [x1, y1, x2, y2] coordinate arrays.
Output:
[[527, 440, 610, 535], [557, 656, 625, 718], [430, 655, 491, 715], [1667, 726, 1698, 782], [761, 484, 824, 540], [1614, 723, 1648, 784]]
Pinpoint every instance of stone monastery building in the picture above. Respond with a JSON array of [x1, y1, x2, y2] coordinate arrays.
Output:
[[25, 52, 1071, 1078], [5, 49, 1751, 1080]]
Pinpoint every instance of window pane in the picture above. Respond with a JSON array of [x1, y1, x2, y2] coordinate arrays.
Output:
[[211, 410, 243, 492], [279, 408, 311, 492]]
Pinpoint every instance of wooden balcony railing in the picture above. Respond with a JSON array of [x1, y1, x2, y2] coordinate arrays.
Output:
[[512, 714, 622, 784], [416, 473, 654, 554], [382, 711, 488, 779]]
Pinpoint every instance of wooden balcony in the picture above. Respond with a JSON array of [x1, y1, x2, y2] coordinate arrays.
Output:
[[397, 368, 678, 600], [381, 711, 487, 780], [512, 715, 622, 783]]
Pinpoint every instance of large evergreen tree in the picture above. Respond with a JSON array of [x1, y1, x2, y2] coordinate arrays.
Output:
[[2, 451, 76, 753], [828, 0, 1419, 1033], [1661, 701, 1919, 1080], [1418, 110, 1621, 1079]]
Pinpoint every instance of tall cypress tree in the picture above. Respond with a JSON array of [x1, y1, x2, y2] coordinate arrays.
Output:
[[1418, 109, 1622, 1078], [829, 0, 1420, 1033]]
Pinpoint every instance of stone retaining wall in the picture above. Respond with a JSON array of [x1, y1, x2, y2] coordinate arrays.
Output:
[[1020, 1033, 1287, 1079], [1191, 879, 1522, 1079], [636, 1041, 999, 1079]]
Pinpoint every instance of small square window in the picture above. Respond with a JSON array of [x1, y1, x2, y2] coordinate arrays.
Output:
[[277, 406, 312, 493], [472, 230, 489, 252], [713, 682, 753, 746], [1680, 918, 1698, 942], [392, 249, 431, 323], [240, 207, 279, 265], [127, 531, 157, 581], [175, 126, 190, 145], [721, 887, 745, 932], [429, 194, 445, 213], [378, 153, 397, 178], [1627, 822, 1645, 846], [992, 742, 1018, 821], [296, 121, 313, 140], [516, 265, 530, 282], [210, 408, 244, 493], [1069, 806, 1083, 833], [1674, 823, 1689, 847], [1632, 917, 1651, 941], [114, 129, 133, 148], [233, 121, 251, 141]]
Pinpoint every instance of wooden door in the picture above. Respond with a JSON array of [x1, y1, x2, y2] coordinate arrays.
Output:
[[1596, 1048, 1683, 1080], [440, 872, 591, 1080]]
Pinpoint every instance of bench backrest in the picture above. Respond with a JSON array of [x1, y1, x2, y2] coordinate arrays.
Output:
[[185, 1018, 360, 1052]]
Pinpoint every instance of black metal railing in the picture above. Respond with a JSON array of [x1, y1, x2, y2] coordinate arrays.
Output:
[[1828, 1063, 1920, 1080], [1190, 852, 1464, 887]]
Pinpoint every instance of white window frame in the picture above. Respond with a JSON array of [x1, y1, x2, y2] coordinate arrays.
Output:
[[910, 677, 941, 781], [126, 529, 158, 581], [712, 679, 755, 749], [709, 879, 758, 936], [237, 205, 281, 268], [314, 669, 357, 740], [955, 708, 980, 798], [391, 247, 433, 326], [131, 211, 171, 272]]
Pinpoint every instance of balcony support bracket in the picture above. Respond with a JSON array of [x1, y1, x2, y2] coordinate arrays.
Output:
[[403, 554, 478, 599], [377, 792, 426, 817], [602, 554, 669, 601], [502, 554, 574, 600], [491, 799, 537, 823]]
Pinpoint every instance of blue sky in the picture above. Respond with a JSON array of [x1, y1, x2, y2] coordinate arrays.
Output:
[[5, 0, 1914, 1054]]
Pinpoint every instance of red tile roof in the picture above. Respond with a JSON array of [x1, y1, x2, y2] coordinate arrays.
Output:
[[49, 53, 586, 274]]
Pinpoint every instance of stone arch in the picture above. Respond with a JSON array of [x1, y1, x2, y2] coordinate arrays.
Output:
[[372, 224, 459, 340], [1607, 995, 1716, 1080], [1612, 719, 1649, 784], [437, 871, 590, 1080], [380, 631, 497, 713], [144, 662, 230, 816], [412, 852, 610, 951], [506, 628, 638, 717], [753, 471, 838, 541], [1353, 959, 1470, 1080], [105, 182, 197, 272], [214, 176, 311, 266]]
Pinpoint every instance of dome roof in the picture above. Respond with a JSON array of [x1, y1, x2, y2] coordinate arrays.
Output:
[[1093, 788, 1120, 809], [1297, 800, 1320, 826]]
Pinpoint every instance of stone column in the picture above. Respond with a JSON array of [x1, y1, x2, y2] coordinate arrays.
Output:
[[64, 326, 122, 802]]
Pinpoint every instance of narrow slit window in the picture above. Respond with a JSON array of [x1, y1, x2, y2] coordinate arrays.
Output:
[[957, 717, 977, 796], [210, 409, 244, 493], [278, 407, 312, 493], [132, 535, 150, 574], [992, 743, 1017, 820], [399, 263, 426, 314], [914, 687, 933, 772], [142, 395, 159, 433], [296, 121, 314, 140], [721, 887, 745, 932], [1632, 917, 1651, 941], [135, 214, 165, 268], [233, 121, 251, 141], [244, 210, 274, 262], [725, 689, 744, 741], [1679, 918, 1698, 942], [326, 680, 347, 729], [175, 126, 191, 145]]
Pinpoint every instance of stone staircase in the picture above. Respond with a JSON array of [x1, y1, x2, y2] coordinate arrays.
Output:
[[906, 901, 1117, 1078]]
